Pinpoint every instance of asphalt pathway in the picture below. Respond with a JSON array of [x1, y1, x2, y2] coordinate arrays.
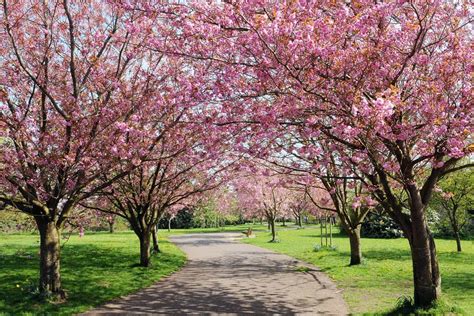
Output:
[[84, 233, 348, 315]]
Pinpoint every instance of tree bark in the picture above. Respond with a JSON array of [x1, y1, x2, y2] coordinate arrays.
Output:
[[139, 233, 152, 267], [108, 221, 114, 233], [270, 218, 276, 242], [35, 217, 65, 299], [348, 227, 362, 265], [409, 214, 441, 307], [455, 232, 462, 252], [298, 215, 302, 227], [168, 218, 171, 232], [152, 226, 160, 254], [282, 216, 286, 226]]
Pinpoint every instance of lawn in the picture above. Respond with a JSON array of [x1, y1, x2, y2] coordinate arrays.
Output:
[[2, 223, 471, 315], [0, 231, 186, 315], [0, 223, 273, 315], [0, 224, 274, 315], [243, 226, 474, 315]]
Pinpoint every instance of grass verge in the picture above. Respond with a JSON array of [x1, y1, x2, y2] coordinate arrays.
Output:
[[243, 227, 473, 315], [0, 231, 186, 315]]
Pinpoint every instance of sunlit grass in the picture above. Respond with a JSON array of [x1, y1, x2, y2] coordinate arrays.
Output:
[[3, 223, 470, 315], [0, 231, 186, 315], [243, 227, 474, 315]]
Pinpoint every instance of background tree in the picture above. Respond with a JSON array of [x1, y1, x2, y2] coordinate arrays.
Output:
[[234, 170, 291, 242], [266, 137, 375, 265], [173, 1, 473, 306], [287, 189, 312, 228], [0, 0, 169, 298], [84, 141, 235, 267], [431, 167, 473, 252]]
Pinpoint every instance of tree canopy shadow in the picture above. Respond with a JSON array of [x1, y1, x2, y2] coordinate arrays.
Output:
[[0, 241, 185, 315]]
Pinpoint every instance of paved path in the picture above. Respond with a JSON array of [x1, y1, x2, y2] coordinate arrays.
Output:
[[85, 233, 348, 315]]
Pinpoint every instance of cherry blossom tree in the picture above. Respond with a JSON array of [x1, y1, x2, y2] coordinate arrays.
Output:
[[262, 132, 376, 264], [234, 170, 291, 242], [83, 135, 236, 266], [306, 176, 375, 265], [0, 0, 175, 298], [287, 191, 309, 228], [174, 1, 473, 306]]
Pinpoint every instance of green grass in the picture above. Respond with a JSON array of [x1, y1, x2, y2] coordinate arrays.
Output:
[[0, 231, 186, 315], [0, 222, 274, 315], [3, 223, 470, 315], [243, 227, 474, 315]]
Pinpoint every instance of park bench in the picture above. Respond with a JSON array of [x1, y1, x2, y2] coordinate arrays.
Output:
[[242, 227, 253, 237]]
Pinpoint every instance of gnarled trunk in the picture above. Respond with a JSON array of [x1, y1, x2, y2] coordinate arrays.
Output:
[[409, 214, 441, 307], [35, 217, 64, 298], [139, 233, 151, 267], [348, 227, 362, 265]]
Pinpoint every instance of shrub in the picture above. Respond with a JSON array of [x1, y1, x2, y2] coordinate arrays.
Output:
[[361, 212, 404, 238]]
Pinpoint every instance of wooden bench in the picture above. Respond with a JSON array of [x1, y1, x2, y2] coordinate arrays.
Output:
[[242, 227, 253, 237]]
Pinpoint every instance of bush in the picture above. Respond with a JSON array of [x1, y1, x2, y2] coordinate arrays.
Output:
[[361, 212, 404, 238], [0, 210, 36, 233], [158, 208, 195, 229]]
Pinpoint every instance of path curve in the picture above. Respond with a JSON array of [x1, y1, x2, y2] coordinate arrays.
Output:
[[85, 233, 348, 315]]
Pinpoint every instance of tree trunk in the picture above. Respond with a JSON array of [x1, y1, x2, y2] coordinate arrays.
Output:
[[35, 217, 65, 299], [108, 221, 114, 233], [168, 218, 171, 232], [139, 233, 152, 267], [409, 215, 441, 307], [152, 226, 160, 254], [282, 217, 286, 226], [455, 232, 462, 252], [298, 215, 302, 227], [348, 227, 362, 265], [270, 218, 276, 242]]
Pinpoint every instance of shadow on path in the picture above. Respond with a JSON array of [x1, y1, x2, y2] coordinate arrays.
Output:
[[85, 233, 348, 315]]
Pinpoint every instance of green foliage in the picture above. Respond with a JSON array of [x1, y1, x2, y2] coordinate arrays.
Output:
[[158, 208, 196, 229], [430, 167, 474, 238], [361, 212, 404, 239], [244, 227, 474, 315], [192, 200, 224, 228], [0, 231, 186, 315], [160, 203, 245, 230], [0, 210, 36, 233]]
